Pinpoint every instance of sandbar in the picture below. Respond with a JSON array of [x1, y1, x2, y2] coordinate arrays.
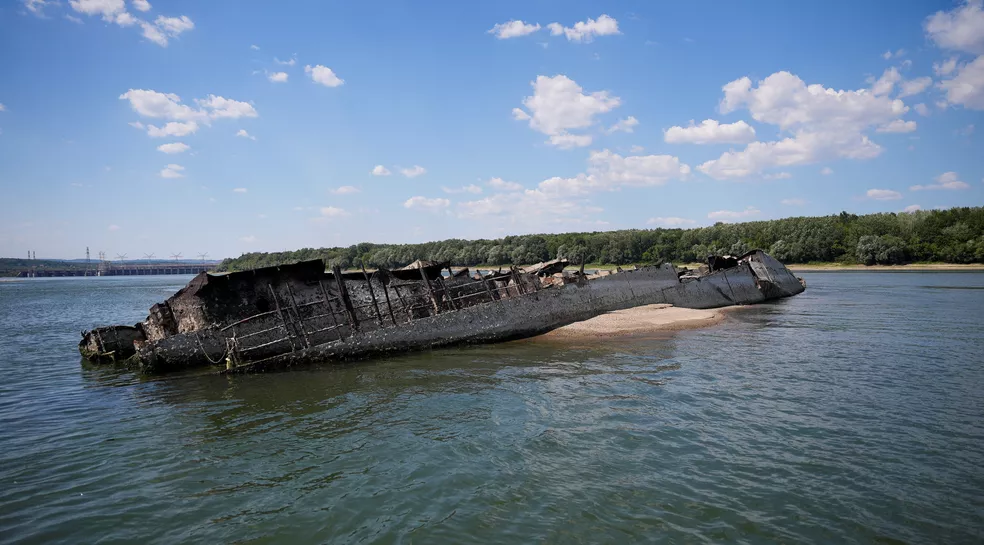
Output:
[[538, 303, 727, 339]]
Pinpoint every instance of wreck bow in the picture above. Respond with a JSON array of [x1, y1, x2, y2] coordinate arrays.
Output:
[[80, 250, 805, 374]]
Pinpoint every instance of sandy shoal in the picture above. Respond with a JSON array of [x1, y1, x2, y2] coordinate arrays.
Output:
[[538, 303, 726, 339]]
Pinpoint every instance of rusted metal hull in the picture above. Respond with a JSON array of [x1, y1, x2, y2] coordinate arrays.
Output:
[[80, 250, 804, 375]]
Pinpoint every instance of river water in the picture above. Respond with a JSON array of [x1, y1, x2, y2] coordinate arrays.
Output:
[[0, 273, 982, 544]]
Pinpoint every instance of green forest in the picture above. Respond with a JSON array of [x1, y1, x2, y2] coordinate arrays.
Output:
[[218, 207, 984, 271]]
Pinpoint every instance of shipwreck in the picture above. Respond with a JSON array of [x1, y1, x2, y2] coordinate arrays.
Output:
[[80, 250, 805, 375]]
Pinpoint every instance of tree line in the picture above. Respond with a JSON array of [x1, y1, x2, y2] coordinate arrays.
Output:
[[218, 206, 984, 271]]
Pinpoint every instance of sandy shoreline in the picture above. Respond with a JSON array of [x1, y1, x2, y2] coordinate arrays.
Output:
[[537, 303, 728, 340]]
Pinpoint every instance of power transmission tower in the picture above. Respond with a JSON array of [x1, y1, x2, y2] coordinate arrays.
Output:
[[143, 253, 156, 264], [116, 253, 127, 268], [170, 252, 182, 262]]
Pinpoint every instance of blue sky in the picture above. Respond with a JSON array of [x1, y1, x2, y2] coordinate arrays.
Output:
[[1, 0, 982, 260]]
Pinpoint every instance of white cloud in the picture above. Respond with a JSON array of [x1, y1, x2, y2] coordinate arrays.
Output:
[[304, 65, 344, 87], [196, 95, 258, 119], [488, 20, 541, 39], [820, 167, 834, 175], [0, 103, 6, 112], [119, 89, 205, 121], [871, 67, 902, 96], [268, 72, 288, 83], [903, 204, 922, 212], [274, 56, 296, 66], [883, 48, 906, 60], [235, 129, 256, 140], [371, 165, 391, 176], [876, 119, 917, 133], [108, 224, 120, 231], [547, 132, 593, 149], [938, 55, 984, 109], [233, 187, 248, 193], [910, 171, 971, 190], [935, 57, 959, 76], [160, 164, 185, 178], [914, 103, 931, 116], [700, 71, 908, 179], [69, 0, 126, 20], [156, 142, 189, 154], [707, 206, 761, 220], [546, 14, 620, 42], [147, 121, 198, 137], [538, 149, 690, 196], [404, 196, 450, 211], [664, 119, 756, 144], [866, 188, 902, 200], [606, 116, 639, 134], [781, 198, 806, 205], [925, 0, 984, 54], [250, 44, 260, 51], [240, 235, 256, 243], [139, 15, 194, 47], [646, 217, 696, 227], [442, 184, 482, 194], [765, 172, 793, 180], [518, 75, 620, 139], [132, 0, 150, 12], [898, 76, 933, 98], [488, 177, 523, 191], [320, 206, 350, 218], [629, 145, 644, 153], [511, 107, 531, 121], [400, 165, 427, 178], [331, 186, 360, 195], [23, 0, 49, 15]]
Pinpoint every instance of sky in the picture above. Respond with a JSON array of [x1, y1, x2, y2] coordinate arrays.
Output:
[[0, 0, 982, 260]]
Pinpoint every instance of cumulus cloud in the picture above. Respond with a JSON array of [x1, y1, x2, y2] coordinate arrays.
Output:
[[488, 177, 523, 191], [319, 206, 349, 218], [934, 57, 959, 76], [914, 103, 931, 116], [240, 235, 256, 243], [938, 55, 984, 110], [371, 165, 391, 176], [139, 15, 194, 47], [820, 167, 834, 175], [147, 121, 198, 138], [196, 95, 258, 119], [876, 119, 917, 133], [898, 76, 933, 98], [305, 65, 344, 87], [232, 187, 248, 193], [132, 0, 150, 12], [866, 188, 902, 200], [605, 116, 639, 134], [910, 171, 970, 190], [707, 207, 761, 220], [274, 56, 297, 66], [548, 132, 593, 149], [119, 89, 205, 121], [250, 44, 260, 51], [781, 198, 806, 206], [546, 14, 620, 42], [235, 129, 255, 140], [488, 20, 541, 39], [537, 149, 690, 196], [400, 165, 427, 178], [903, 205, 922, 212], [698, 71, 909, 179], [156, 142, 189, 154], [925, 0, 984, 55], [404, 196, 450, 211], [160, 163, 185, 178], [331, 186, 360, 195], [267, 71, 288, 83], [871, 67, 902, 96], [764, 172, 793, 180], [646, 217, 696, 227], [514, 75, 620, 146], [664, 119, 756, 144]]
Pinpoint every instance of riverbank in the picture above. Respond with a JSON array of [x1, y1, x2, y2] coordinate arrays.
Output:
[[536, 303, 728, 340], [786, 263, 984, 272]]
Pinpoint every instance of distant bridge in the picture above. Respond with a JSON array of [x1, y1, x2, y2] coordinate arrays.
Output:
[[18, 263, 217, 277]]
